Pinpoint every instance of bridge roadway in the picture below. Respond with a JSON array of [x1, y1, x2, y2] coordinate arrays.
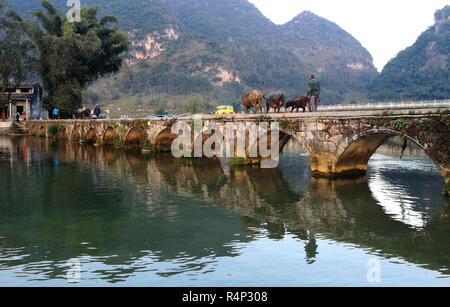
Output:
[[173, 108, 446, 121]]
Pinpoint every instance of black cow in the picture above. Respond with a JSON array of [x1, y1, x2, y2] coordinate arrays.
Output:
[[73, 108, 91, 119], [263, 92, 285, 113], [286, 96, 310, 113]]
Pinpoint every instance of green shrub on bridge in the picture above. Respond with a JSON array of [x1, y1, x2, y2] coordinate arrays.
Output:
[[47, 124, 59, 137], [395, 119, 407, 130]]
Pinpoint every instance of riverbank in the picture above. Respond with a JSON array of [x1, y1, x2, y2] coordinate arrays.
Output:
[[0, 123, 28, 136], [0, 121, 11, 134]]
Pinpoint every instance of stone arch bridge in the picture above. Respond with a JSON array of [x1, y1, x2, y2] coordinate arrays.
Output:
[[25, 109, 450, 185]]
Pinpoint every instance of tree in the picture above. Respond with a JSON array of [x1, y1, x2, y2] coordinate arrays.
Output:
[[0, 0, 36, 121], [28, 0, 129, 117]]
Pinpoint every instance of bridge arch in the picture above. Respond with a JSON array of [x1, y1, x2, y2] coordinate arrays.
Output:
[[71, 127, 81, 142], [278, 129, 309, 155], [38, 125, 46, 137], [58, 126, 67, 140], [333, 128, 447, 181], [102, 127, 118, 145], [125, 127, 146, 147], [154, 128, 178, 152], [247, 128, 309, 163], [84, 128, 97, 144]]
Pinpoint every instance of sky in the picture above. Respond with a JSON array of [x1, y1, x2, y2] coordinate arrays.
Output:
[[248, 0, 449, 72]]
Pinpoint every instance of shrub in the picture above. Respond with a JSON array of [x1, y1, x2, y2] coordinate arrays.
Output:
[[256, 115, 271, 123], [142, 139, 156, 152], [113, 136, 123, 148], [395, 119, 407, 130], [47, 124, 59, 137], [230, 157, 249, 165]]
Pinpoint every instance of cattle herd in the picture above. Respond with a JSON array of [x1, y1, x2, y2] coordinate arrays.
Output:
[[73, 108, 91, 119], [71, 91, 310, 120], [242, 90, 311, 114]]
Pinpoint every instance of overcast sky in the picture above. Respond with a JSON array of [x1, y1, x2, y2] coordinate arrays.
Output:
[[248, 0, 448, 72]]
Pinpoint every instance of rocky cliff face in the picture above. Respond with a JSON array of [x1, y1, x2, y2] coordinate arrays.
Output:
[[127, 28, 180, 65]]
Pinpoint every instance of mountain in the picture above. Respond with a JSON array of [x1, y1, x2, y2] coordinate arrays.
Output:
[[9, 0, 379, 114], [369, 5, 450, 101], [280, 11, 378, 101]]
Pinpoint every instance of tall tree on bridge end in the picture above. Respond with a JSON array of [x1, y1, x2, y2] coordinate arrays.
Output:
[[28, 0, 129, 117], [0, 0, 36, 122]]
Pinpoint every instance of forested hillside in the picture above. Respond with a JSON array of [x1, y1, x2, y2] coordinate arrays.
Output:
[[10, 0, 382, 115], [369, 5, 449, 101]]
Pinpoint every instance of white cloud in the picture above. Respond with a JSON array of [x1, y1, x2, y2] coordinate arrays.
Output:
[[248, 0, 448, 72]]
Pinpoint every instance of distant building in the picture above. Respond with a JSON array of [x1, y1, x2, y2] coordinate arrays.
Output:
[[5, 83, 44, 120]]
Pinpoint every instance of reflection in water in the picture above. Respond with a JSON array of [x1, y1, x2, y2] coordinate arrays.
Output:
[[0, 136, 448, 286], [368, 154, 444, 229]]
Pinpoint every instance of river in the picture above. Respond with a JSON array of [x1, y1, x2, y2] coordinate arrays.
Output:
[[0, 136, 448, 286]]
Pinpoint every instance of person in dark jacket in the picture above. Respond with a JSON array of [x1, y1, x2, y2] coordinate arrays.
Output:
[[93, 104, 101, 119], [307, 74, 321, 112]]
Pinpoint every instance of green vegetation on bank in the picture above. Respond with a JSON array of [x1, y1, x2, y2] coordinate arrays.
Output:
[[26, 0, 129, 117]]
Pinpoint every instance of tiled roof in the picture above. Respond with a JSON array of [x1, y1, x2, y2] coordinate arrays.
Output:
[[10, 94, 34, 101], [6, 83, 40, 90]]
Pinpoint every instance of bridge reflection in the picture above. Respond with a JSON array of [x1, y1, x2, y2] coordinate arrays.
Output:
[[0, 136, 448, 281]]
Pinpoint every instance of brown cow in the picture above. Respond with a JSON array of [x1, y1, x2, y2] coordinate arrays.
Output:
[[242, 90, 263, 114], [286, 96, 310, 113]]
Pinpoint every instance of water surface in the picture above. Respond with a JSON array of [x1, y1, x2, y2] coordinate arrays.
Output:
[[0, 136, 448, 286]]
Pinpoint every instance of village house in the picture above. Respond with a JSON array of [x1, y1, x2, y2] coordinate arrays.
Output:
[[5, 83, 44, 120]]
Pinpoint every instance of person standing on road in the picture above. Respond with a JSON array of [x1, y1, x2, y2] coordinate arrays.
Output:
[[307, 74, 321, 112], [94, 104, 101, 119], [53, 107, 59, 120]]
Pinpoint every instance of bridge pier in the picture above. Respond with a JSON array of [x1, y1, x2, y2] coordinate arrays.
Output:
[[443, 170, 450, 196]]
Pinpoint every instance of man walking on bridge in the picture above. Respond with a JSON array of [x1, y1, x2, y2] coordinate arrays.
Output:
[[307, 74, 321, 112], [94, 104, 101, 119]]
